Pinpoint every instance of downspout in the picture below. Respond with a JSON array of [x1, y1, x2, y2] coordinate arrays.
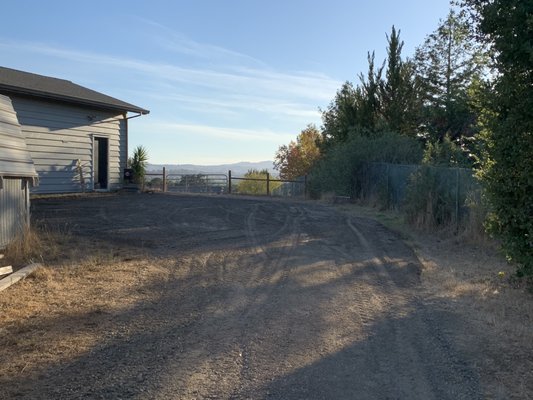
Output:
[[123, 112, 144, 169], [123, 112, 128, 182], [122, 111, 147, 187]]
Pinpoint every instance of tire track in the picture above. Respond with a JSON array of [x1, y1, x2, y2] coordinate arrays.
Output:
[[228, 202, 304, 398], [342, 216, 480, 399]]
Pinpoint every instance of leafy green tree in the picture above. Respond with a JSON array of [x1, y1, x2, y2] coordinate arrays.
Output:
[[179, 174, 207, 187], [414, 8, 488, 142], [464, 0, 533, 275], [274, 124, 322, 179], [236, 169, 281, 195], [147, 177, 163, 188]]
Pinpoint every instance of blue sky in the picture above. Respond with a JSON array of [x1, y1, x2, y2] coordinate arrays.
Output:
[[1, 0, 451, 165]]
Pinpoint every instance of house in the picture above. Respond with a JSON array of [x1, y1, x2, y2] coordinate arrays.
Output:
[[0, 93, 38, 248], [0, 66, 149, 193]]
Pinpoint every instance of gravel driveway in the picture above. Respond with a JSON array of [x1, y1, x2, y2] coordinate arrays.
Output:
[[5, 193, 482, 399]]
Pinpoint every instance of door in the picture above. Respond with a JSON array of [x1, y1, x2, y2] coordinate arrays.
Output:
[[94, 137, 109, 190]]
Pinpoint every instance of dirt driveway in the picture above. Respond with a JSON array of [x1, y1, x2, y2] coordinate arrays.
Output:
[[0, 193, 522, 398]]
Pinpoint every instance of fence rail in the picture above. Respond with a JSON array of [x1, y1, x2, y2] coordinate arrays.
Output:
[[142, 168, 306, 198], [144, 169, 228, 194], [228, 170, 306, 197]]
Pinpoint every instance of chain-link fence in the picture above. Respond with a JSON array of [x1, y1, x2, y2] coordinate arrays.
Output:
[[271, 176, 306, 198], [356, 162, 482, 229]]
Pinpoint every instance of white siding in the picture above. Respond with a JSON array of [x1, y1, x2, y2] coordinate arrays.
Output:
[[10, 97, 127, 193], [0, 94, 35, 248], [0, 95, 38, 178]]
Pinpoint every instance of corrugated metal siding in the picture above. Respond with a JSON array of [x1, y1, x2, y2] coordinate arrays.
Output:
[[10, 96, 127, 193], [0, 178, 29, 249]]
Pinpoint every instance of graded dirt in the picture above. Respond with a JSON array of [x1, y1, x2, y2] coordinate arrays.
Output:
[[0, 194, 531, 399]]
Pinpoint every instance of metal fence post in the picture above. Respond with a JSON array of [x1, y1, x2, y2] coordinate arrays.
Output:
[[228, 170, 232, 194], [456, 168, 460, 232], [386, 163, 390, 209], [266, 172, 270, 196]]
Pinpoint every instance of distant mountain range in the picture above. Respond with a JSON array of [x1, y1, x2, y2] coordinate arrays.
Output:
[[146, 161, 276, 177]]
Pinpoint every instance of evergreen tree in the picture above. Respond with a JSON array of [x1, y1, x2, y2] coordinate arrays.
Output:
[[414, 8, 488, 142], [379, 26, 422, 136], [320, 81, 359, 147], [357, 51, 383, 132]]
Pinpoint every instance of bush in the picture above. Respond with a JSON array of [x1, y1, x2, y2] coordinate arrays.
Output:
[[308, 131, 423, 199], [404, 165, 483, 232], [463, 0, 533, 275], [404, 166, 457, 229], [129, 146, 148, 184]]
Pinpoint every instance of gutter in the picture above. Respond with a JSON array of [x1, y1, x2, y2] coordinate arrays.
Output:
[[0, 85, 150, 115]]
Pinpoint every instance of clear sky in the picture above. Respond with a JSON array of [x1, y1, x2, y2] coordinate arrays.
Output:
[[1, 0, 451, 165]]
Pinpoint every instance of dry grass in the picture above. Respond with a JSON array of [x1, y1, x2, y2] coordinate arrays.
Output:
[[415, 237, 533, 399], [0, 229, 172, 381], [337, 203, 533, 399], [1, 222, 74, 270], [1, 219, 171, 382], [3, 227, 46, 268]]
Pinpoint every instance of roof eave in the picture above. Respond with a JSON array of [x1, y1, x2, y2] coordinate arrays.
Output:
[[0, 84, 150, 115]]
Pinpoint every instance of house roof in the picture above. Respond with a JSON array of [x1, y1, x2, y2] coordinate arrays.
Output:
[[0, 66, 149, 115]]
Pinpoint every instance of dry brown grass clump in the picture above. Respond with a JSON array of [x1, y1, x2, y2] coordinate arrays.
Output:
[[2, 224, 67, 269], [3, 227, 44, 267]]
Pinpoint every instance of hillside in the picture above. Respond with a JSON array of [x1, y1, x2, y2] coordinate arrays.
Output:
[[146, 161, 276, 177]]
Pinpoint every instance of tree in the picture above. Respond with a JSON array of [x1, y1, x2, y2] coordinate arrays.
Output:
[[414, 8, 488, 142], [320, 82, 359, 147], [274, 124, 322, 179], [321, 26, 424, 147], [235, 169, 281, 195], [320, 55, 385, 148], [379, 26, 422, 136], [422, 134, 470, 167], [178, 174, 207, 189], [147, 177, 163, 188], [463, 0, 533, 275], [357, 51, 383, 132]]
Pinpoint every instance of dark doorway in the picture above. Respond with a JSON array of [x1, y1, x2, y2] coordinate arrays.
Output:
[[94, 137, 109, 189]]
